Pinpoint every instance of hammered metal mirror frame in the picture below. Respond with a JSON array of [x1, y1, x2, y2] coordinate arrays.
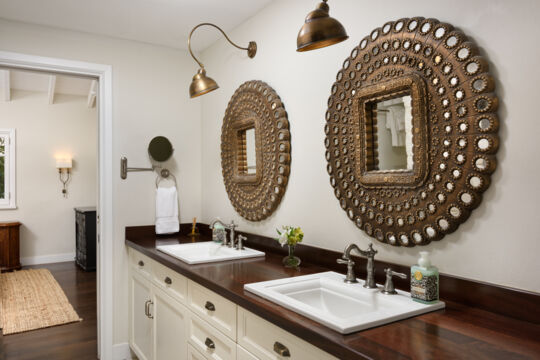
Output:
[[222, 80, 291, 221], [325, 17, 499, 246]]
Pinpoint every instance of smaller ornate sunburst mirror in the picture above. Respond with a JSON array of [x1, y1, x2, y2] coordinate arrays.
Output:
[[325, 17, 499, 246], [221, 80, 291, 221]]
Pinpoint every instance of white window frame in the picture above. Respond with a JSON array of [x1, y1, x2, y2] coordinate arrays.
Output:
[[0, 128, 16, 209]]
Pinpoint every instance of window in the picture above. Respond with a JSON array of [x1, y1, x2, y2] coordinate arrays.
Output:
[[0, 129, 16, 209]]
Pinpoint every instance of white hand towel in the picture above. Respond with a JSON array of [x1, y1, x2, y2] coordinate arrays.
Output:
[[155, 186, 179, 234]]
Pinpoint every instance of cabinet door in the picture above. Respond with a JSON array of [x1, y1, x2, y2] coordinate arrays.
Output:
[[153, 285, 189, 360], [131, 271, 154, 360]]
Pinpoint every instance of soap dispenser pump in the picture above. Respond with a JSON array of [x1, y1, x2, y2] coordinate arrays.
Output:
[[411, 251, 439, 304]]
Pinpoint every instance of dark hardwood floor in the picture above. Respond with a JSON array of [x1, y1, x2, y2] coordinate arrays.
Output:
[[1, 262, 98, 360]]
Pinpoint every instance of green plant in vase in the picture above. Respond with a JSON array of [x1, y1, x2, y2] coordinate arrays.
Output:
[[276, 226, 304, 268]]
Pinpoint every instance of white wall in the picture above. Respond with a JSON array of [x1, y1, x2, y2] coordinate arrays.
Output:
[[201, 0, 540, 293], [0, 19, 202, 344], [0, 90, 97, 263]]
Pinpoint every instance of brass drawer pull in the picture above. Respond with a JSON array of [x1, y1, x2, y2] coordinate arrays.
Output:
[[164, 277, 172, 285], [138, 260, 144, 267], [205, 301, 216, 311], [144, 300, 150, 317], [147, 300, 154, 319], [205, 337, 215, 349], [273, 342, 290, 357]]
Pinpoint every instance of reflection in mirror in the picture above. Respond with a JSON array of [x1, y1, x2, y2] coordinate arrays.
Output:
[[370, 95, 413, 171], [238, 127, 256, 175]]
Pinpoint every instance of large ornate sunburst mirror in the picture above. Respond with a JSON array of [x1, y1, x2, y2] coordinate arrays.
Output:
[[325, 17, 499, 246], [221, 80, 291, 221]]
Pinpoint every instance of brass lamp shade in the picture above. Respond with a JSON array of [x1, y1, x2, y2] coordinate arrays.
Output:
[[297, 0, 348, 52], [189, 68, 219, 98]]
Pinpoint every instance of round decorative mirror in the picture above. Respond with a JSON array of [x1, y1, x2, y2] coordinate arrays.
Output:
[[325, 17, 499, 246], [221, 80, 291, 221], [148, 136, 174, 162]]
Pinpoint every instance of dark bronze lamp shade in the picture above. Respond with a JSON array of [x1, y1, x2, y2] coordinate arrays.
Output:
[[297, 0, 348, 52], [189, 68, 219, 98]]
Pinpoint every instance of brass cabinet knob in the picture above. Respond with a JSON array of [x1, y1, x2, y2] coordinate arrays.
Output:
[[205, 337, 215, 349], [205, 301, 216, 311], [164, 277, 172, 285], [138, 260, 144, 267], [273, 341, 290, 357]]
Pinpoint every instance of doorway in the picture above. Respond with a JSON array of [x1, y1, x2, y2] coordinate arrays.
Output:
[[0, 50, 113, 360]]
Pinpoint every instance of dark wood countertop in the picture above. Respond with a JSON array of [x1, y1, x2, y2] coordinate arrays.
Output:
[[126, 226, 540, 360]]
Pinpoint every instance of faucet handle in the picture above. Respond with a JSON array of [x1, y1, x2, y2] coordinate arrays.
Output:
[[382, 268, 407, 295], [336, 258, 354, 265], [236, 235, 247, 250], [337, 257, 358, 284]]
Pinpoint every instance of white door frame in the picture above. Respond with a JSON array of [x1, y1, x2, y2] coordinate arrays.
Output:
[[0, 50, 114, 359]]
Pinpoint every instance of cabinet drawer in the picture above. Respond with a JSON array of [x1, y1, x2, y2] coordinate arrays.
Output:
[[188, 280, 237, 340], [238, 308, 337, 360], [188, 313, 237, 360], [237, 345, 259, 360], [129, 248, 153, 278], [152, 260, 188, 304], [188, 343, 208, 360]]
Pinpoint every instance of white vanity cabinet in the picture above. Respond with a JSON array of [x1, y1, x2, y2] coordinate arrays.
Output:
[[129, 249, 190, 360], [130, 271, 154, 360], [128, 248, 337, 360]]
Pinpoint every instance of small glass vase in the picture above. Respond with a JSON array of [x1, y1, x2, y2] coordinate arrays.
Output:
[[282, 244, 301, 268]]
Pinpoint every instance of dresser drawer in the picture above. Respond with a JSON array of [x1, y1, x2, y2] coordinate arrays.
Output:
[[128, 248, 153, 279], [237, 345, 259, 360], [152, 260, 188, 304], [188, 280, 237, 340], [188, 343, 208, 360], [238, 308, 337, 360], [188, 313, 237, 360]]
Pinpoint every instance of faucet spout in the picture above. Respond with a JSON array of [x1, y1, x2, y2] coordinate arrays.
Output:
[[209, 218, 238, 247], [340, 242, 378, 289]]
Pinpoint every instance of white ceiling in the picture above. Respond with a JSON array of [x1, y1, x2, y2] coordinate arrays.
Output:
[[0, 0, 274, 51], [1, 69, 93, 97]]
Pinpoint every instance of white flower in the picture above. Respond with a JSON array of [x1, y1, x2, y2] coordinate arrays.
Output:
[[278, 231, 288, 246]]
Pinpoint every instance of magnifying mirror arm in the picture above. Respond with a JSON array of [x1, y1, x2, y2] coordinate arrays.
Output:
[[187, 22, 257, 70]]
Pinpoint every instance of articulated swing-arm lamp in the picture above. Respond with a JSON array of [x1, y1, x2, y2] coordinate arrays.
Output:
[[188, 23, 257, 98]]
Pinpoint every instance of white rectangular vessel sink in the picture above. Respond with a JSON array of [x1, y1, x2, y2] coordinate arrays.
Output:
[[244, 271, 444, 334], [157, 241, 265, 264]]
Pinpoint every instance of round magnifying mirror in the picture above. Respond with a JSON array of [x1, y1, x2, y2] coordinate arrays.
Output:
[[148, 136, 174, 162]]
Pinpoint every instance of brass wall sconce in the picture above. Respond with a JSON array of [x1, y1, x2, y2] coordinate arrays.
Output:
[[56, 158, 72, 198], [188, 23, 257, 98], [297, 0, 348, 52]]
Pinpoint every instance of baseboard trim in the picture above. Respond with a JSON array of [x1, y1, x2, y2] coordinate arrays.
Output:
[[20, 252, 75, 266], [112, 342, 133, 360]]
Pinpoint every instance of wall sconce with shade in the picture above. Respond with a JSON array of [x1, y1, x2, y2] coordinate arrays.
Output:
[[188, 23, 257, 98], [297, 0, 348, 52], [56, 158, 72, 197]]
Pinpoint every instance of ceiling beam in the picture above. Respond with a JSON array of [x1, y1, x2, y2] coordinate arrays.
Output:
[[87, 79, 97, 108], [47, 75, 56, 105], [2, 70, 10, 101]]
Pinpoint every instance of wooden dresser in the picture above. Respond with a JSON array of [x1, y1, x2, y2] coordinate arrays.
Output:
[[0, 222, 22, 272]]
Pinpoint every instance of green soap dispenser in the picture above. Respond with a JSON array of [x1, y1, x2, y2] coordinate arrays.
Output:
[[411, 251, 439, 304]]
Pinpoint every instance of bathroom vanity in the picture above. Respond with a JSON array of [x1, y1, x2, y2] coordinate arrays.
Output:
[[126, 225, 540, 359]]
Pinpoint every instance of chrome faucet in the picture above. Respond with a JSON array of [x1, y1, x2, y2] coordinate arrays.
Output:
[[209, 219, 237, 248], [337, 243, 378, 288]]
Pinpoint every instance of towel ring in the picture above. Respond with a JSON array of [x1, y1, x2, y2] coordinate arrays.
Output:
[[156, 168, 177, 188]]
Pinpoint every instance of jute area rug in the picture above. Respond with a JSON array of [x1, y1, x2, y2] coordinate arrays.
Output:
[[0, 268, 81, 335]]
